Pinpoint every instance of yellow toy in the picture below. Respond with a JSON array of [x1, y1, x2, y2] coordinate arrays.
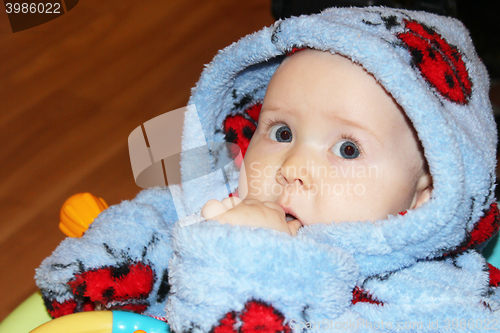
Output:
[[0, 292, 51, 333], [30, 310, 169, 333], [59, 192, 108, 237]]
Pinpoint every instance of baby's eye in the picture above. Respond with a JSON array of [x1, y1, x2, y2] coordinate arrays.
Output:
[[269, 124, 293, 142], [331, 140, 360, 159]]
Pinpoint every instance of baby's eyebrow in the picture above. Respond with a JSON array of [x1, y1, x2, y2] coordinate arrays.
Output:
[[259, 106, 288, 115], [258, 106, 295, 120], [333, 116, 379, 140]]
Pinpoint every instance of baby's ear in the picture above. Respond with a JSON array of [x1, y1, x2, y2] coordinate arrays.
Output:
[[411, 173, 433, 209]]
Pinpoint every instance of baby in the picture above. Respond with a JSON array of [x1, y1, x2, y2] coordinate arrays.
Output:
[[36, 6, 499, 332], [201, 49, 433, 234]]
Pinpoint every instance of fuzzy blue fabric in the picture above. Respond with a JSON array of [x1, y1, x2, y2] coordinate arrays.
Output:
[[35, 187, 178, 317], [36, 6, 499, 331], [166, 222, 358, 331], [168, 6, 499, 331]]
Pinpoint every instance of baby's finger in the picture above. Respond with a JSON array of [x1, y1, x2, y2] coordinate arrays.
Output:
[[287, 219, 302, 236], [221, 196, 242, 210], [201, 199, 228, 219]]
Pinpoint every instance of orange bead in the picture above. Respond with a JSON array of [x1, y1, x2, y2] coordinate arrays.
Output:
[[59, 193, 108, 237]]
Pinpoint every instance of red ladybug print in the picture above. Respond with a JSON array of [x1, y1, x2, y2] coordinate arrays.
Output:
[[45, 262, 155, 318], [223, 104, 262, 162], [397, 19, 472, 104], [212, 312, 237, 333], [212, 300, 290, 333], [68, 262, 154, 313]]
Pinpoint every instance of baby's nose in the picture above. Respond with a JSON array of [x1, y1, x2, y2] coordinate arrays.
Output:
[[276, 158, 312, 190]]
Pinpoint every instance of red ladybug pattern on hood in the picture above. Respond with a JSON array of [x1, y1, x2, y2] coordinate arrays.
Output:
[[397, 19, 472, 104], [223, 104, 262, 164]]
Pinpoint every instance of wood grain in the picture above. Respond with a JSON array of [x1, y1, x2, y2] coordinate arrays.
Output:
[[0, 0, 274, 321]]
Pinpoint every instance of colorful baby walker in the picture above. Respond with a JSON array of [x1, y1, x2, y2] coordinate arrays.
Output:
[[0, 193, 171, 333]]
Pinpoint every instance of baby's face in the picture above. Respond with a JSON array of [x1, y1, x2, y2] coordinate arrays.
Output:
[[238, 50, 432, 226]]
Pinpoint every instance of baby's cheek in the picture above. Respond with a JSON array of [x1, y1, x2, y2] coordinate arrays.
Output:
[[238, 159, 266, 200], [377, 173, 416, 216]]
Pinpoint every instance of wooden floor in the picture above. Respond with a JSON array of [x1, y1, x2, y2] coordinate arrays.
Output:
[[0, 0, 274, 321], [1, 0, 500, 324]]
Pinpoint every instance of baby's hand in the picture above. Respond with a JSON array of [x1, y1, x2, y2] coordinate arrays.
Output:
[[201, 197, 301, 235]]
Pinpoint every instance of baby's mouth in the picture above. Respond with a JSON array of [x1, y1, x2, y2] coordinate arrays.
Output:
[[280, 204, 303, 226]]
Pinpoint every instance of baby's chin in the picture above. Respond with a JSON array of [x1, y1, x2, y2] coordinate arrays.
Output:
[[292, 209, 384, 226]]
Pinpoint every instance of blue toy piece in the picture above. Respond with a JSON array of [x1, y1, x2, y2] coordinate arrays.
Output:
[[484, 232, 500, 267], [113, 311, 170, 333]]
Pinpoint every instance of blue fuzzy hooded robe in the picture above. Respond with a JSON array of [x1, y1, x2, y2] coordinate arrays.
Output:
[[36, 6, 500, 332]]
